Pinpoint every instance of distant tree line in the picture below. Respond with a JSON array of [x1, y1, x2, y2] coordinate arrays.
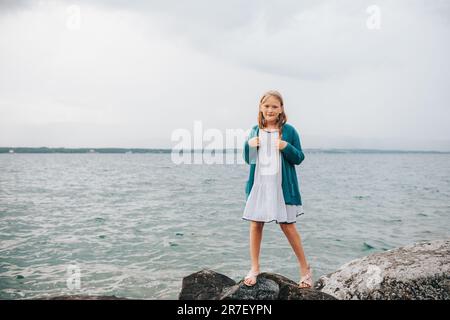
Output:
[[0, 147, 447, 154]]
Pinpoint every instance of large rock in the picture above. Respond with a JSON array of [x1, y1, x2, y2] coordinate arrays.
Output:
[[179, 269, 236, 300], [314, 239, 450, 300], [40, 295, 128, 300], [179, 269, 336, 300]]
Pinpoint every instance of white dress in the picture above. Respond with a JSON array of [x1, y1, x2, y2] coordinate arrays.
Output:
[[243, 128, 304, 224]]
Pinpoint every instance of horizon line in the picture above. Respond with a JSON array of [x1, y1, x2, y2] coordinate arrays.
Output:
[[1, 147, 450, 154]]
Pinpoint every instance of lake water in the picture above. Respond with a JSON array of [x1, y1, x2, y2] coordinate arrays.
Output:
[[0, 152, 449, 299]]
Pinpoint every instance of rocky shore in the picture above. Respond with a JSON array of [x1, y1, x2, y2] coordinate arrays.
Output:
[[179, 269, 336, 300], [314, 238, 450, 299], [179, 239, 449, 300], [40, 238, 449, 300]]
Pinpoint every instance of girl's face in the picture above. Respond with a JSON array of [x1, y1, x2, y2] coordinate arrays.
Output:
[[260, 95, 282, 124]]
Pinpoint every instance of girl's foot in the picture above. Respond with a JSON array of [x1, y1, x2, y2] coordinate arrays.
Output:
[[243, 269, 260, 286], [299, 264, 313, 289]]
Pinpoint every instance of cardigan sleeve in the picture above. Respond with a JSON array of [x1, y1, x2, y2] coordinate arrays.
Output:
[[243, 139, 250, 164], [243, 128, 258, 165], [281, 127, 305, 165]]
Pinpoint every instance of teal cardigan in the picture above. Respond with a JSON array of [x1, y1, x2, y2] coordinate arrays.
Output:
[[243, 123, 305, 205]]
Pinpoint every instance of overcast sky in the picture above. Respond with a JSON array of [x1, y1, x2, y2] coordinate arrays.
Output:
[[0, 0, 449, 150]]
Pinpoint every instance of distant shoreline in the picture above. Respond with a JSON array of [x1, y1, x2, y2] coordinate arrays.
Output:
[[1, 147, 449, 154]]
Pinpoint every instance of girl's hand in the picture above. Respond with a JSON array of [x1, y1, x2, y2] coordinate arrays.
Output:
[[248, 137, 259, 148], [278, 138, 287, 150]]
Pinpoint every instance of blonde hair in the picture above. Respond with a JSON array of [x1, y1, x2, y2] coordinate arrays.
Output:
[[257, 90, 287, 136]]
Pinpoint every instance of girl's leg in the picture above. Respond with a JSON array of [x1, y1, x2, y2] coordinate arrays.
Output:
[[279, 223, 310, 282], [244, 221, 264, 285]]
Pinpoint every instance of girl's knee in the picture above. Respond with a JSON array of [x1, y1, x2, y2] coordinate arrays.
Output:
[[279, 223, 294, 231], [251, 221, 265, 229]]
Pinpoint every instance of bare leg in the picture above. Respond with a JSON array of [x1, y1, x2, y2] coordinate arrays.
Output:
[[244, 221, 264, 286], [279, 223, 310, 286]]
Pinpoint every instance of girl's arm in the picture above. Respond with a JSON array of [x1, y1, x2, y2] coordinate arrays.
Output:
[[281, 128, 305, 165]]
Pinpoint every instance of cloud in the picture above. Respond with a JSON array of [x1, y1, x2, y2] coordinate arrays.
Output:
[[60, 0, 450, 81], [0, 0, 449, 149]]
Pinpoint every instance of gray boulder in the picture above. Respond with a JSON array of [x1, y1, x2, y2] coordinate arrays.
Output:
[[179, 269, 236, 300], [179, 269, 336, 300], [40, 295, 128, 300], [314, 239, 450, 300]]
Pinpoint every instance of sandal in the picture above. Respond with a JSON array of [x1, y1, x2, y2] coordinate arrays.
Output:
[[299, 264, 313, 289], [243, 270, 260, 287]]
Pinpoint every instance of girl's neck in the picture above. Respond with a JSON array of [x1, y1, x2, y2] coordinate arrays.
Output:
[[264, 121, 279, 130]]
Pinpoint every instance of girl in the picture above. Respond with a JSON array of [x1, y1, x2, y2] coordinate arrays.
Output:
[[242, 90, 312, 289]]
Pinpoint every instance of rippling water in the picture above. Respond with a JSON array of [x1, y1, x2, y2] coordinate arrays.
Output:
[[0, 152, 449, 299]]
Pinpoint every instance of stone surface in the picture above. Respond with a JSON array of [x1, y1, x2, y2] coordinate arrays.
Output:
[[179, 269, 236, 300], [179, 269, 336, 300], [314, 239, 450, 300]]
